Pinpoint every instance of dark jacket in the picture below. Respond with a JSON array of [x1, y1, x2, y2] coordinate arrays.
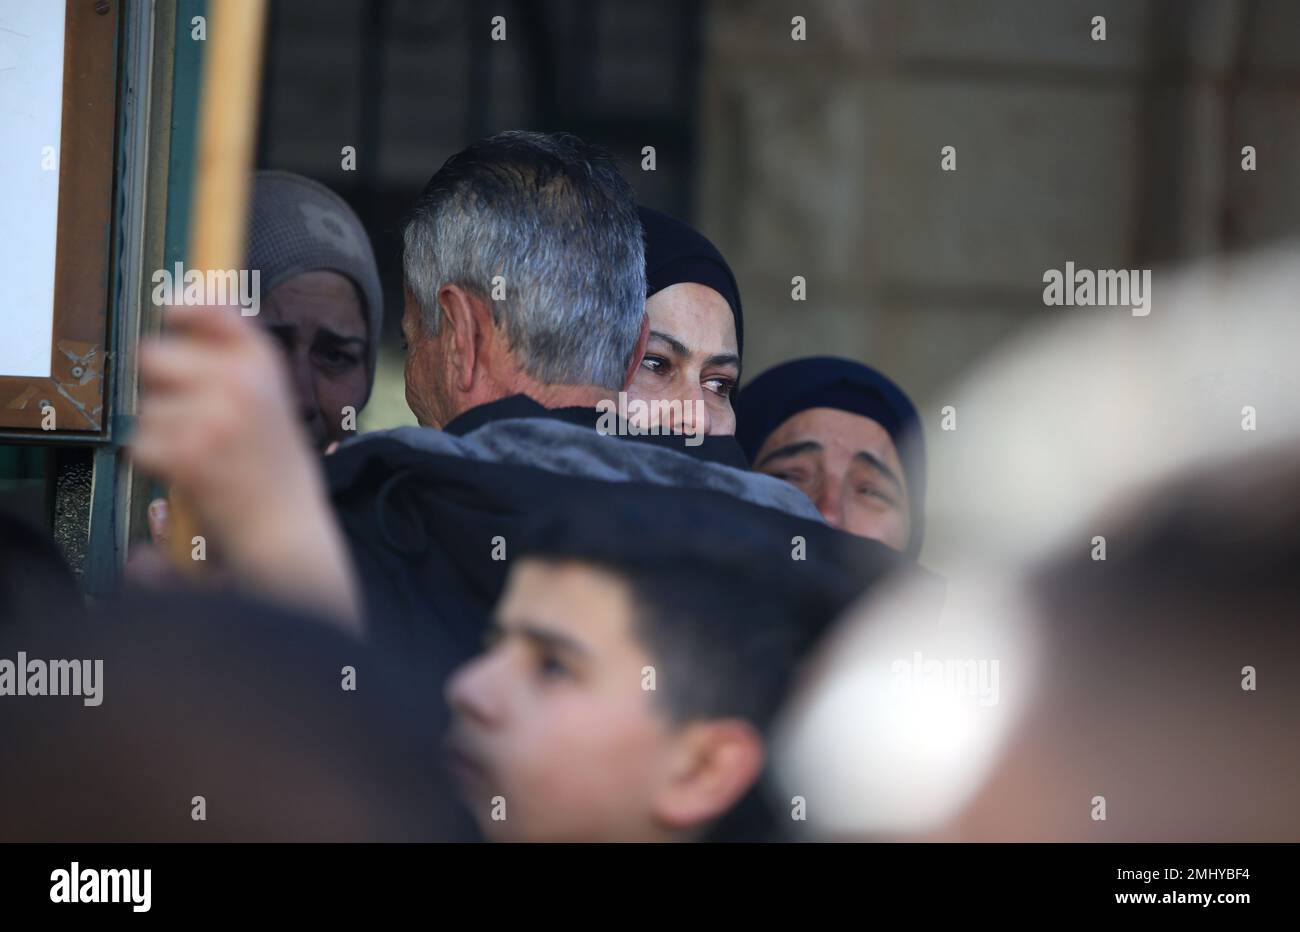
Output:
[[325, 395, 906, 686]]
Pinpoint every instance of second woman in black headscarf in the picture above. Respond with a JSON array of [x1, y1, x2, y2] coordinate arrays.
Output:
[[734, 356, 927, 558]]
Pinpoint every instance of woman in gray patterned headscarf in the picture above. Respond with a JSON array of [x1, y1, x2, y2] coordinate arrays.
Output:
[[246, 170, 384, 451], [125, 172, 385, 589]]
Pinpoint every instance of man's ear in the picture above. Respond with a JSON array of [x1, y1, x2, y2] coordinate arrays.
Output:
[[622, 313, 650, 391], [652, 719, 765, 833], [438, 284, 489, 394]]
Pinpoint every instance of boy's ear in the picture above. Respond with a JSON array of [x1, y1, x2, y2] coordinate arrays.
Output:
[[652, 719, 765, 833]]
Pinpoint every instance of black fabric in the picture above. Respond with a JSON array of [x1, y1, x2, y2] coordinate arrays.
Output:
[[326, 401, 906, 691], [640, 206, 744, 360], [513, 483, 878, 660], [735, 356, 928, 555]]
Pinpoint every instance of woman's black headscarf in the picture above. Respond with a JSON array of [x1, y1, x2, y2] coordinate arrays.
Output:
[[639, 206, 744, 360], [734, 356, 927, 556]]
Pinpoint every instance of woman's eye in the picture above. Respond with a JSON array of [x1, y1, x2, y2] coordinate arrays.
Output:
[[640, 355, 667, 374], [315, 347, 361, 368], [703, 377, 736, 398], [855, 485, 894, 505]]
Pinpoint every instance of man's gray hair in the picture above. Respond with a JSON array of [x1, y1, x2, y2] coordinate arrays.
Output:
[[402, 131, 646, 391]]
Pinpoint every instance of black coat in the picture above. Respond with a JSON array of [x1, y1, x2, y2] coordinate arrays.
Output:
[[324, 395, 909, 689]]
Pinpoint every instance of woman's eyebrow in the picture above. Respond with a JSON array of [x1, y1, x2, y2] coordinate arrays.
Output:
[[648, 329, 690, 357], [852, 450, 905, 494], [755, 439, 822, 468], [314, 329, 367, 347], [649, 330, 738, 369]]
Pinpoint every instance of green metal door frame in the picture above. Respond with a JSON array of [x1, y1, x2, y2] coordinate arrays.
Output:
[[80, 0, 207, 599]]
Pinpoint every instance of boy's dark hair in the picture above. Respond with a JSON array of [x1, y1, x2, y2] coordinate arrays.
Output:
[[514, 485, 887, 733], [609, 560, 826, 732]]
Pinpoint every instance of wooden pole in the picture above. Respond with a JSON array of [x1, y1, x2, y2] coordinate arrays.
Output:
[[168, 0, 267, 572]]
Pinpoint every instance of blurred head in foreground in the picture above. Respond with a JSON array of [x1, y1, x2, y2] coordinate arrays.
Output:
[[769, 240, 1300, 841], [0, 510, 84, 624], [965, 447, 1300, 841], [445, 488, 866, 842], [0, 588, 457, 841], [736, 357, 926, 555], [775, 446, 1300, 841]]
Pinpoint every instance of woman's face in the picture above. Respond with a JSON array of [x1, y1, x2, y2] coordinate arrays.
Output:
[[626, 282, 739, 437], [260, 270, 370, 451], [752, 406, 912, 550]]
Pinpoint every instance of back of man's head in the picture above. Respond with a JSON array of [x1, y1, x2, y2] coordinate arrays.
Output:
[[403, 130, 645, 392]]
